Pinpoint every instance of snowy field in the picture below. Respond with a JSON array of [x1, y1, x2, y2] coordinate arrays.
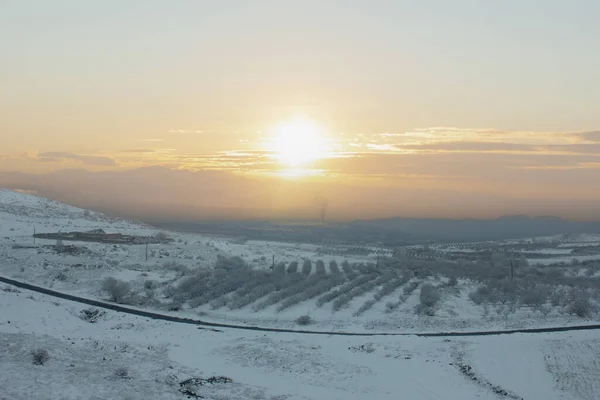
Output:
[[3, 286, 600, 399], [2, 189, 600, 399], [1, 189, 599, 334]]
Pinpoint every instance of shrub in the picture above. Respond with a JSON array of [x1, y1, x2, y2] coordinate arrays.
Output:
[[228, 283, 277, 309], [491, 279, 518, 304], [332, 273, 389, 312], [296, 315, 313, 326], [415, 304, 436, 316], [114, 367, 129, 379], [144, 280, 157, 290], [341, 260, 353, 274], [385, 301, 397, 313], [286, 261, 299, 274], [226, 272, 274, 300], [403, 281, 420, 295], [374, 276, 407, 301], [163, 262, 189, 275], [175, 269, 219, 302], [568, 291, 593, 317], [550, 288, 566, 307], [183, 269, 253, 307], [448, 276, 458, 286], [356, 263, 378, 275], [79, 307, 106, 323], [354, 299, 377, 316], [253, 274, 316, 311], [469, 286, 492, 305], [31, 348, 50, 365], [317, 273, 377, 307], [521, 286, 548, 309], [302, 260, 312, 275], [101, 277, 131, 303], [329, 260, 340, 274], [419, 284, 441, 308], [167, 298, 183, 311], [210, 296, 229, 309], [274, 262, 286, 275], [163, 285, 176, 298], [277, 274, 345, 312], [55, 271, 68, 282], [215, 255, 247, 271], [154, 231, 170, 242], [316, 260, 326, 275]]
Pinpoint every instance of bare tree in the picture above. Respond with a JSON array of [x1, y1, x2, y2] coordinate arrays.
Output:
[[101, 277, 131, 303]]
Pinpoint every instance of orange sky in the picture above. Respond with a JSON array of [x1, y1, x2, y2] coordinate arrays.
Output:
[[1, 1, 600, 220]]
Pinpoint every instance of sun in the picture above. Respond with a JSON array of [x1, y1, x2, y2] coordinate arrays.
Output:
[[268, 118, 328, 167]]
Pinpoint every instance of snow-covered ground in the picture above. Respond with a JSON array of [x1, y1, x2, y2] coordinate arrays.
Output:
[[2, 189, 600, 398], [1, 189, 599, 333], [3, 285, 600, 399]]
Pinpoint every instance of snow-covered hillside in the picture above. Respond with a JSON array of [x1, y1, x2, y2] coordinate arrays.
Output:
[[0, 188, 151, 237], [1, 188, 599, 333], [2, 188, 600, 399], [3, 286, 600, 400]]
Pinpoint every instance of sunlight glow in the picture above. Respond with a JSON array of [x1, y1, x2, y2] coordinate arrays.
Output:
[[268, 118, 329, 167]]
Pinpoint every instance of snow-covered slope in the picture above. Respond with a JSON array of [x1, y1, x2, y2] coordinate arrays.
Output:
[[4, 286, 599, 400], [2, 189, 600, 399], [1, 188, 599, 334], [0, 188, 151, 237]]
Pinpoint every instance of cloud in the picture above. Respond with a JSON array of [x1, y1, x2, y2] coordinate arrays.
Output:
[[117, 149, 158, 154], [395, 141, 537, 153], [579, 131, 600, 142], [160, 151, 274, 171], [37, 152, 116, 166], [366, 143, 399, 152], [367, 128, 585, 147], [167, 129, 205, 134], [535, 143, 600, 155], [509, 162, 600, 170], [336, 128, 600, 158]]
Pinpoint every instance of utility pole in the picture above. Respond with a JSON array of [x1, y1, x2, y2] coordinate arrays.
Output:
[[510, 258, 515, 283], [314, 196, 328, 224], [33, 226, 36, 245], [272, 255, 275, 269], [145, 243, 149, 261]]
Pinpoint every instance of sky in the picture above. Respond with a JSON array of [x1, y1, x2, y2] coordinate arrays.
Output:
[[1, 1, 600, 221]]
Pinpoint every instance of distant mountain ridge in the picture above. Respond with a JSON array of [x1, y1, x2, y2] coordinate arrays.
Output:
[[2, 167, 599, 243], [152, 214, 600, 245], [2, 167, 599, 223], [349, 215, 600, 242]]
